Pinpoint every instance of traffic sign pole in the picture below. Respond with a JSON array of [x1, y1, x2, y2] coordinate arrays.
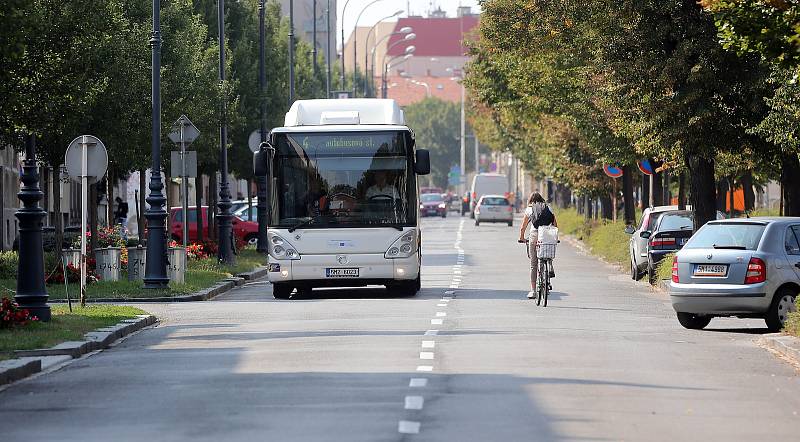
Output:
[[80, 136, 89, 306], [181, 123, 188, 249]]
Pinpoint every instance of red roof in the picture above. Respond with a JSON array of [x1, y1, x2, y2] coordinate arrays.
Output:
[[385, 75, 463, 107], [386, 16, 479, 57]]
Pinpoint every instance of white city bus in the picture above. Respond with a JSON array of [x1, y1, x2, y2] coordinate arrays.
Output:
[[261, 99, 430, 299]]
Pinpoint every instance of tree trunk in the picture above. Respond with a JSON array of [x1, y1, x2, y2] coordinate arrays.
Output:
[[741, 171, 755, 212], [622, 165, 635, 225], [196, 175, 204, 242], [53, 166, 63, 255], [600, 195, 613, 220], [687, 155, 716, 230], [715, 179, 728, 213], [663, 171, 671, 206], [678, 172, 686, 210], [781, 151, 800, 216], [651, 160, 663, 207], [139, 169, 146, 245], [585, 195, 592, 219]]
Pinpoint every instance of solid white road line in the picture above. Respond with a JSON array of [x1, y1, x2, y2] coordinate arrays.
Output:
[[431, 319, 443, 325], [419, 352, 434, 360], [405, 396, 425, 410], [416, 365, 433, 372], [409, 378, 428, 387], [398, 421, 421, 434], [422, 341, 435, 349], [424, 330, 439, 336]]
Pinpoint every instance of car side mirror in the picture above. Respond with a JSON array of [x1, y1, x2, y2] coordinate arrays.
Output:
[[640, 231, 652, 239], [414, 149, 430, 175], [624, 225, 635, 235], [253, 142, 274, 177]]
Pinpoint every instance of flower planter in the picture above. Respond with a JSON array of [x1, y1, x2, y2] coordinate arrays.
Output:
[[94, 247, 122, 281], [126, 246, 146, 282], [168, 247, 187, 284], [61, 249, 81, 268]]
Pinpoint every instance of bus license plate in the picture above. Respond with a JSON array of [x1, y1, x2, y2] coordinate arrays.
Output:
[[326, 268, 359, 278], [693, 264, 727, 277]]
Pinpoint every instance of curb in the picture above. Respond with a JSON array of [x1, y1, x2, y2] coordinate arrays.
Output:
[[49, 268, 267, 304], [1, 314, 157, 386], [758, 334, 800, 368]]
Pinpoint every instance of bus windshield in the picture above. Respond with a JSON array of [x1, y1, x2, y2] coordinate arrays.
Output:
[[272, 131, 415, 228]]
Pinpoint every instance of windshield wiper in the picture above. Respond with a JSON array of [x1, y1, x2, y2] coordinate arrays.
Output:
[[712, 244, 747, 250], [288, 216, 320, 232]]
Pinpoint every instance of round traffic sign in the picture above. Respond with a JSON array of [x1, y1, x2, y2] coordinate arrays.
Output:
[[637, 160, 654, 176], [249, 129, 269, 153], [64, 135, 108, 184], [603, 164, 623, 179]]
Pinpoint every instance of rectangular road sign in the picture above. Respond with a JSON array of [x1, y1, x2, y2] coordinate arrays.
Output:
[[170, 150, 197, 178]]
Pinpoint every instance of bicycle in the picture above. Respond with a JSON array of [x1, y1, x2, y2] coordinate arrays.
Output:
[[518, 239, 558, 306]]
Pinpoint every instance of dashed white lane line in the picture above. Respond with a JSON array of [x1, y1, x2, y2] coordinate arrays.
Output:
[[431, 318, 443, 325], [436, 312, 447, 317], [419, 352, 434, 360], [437, 303, 447, 307], [405, 396, 425, 410], [425, 330, 439, 336], [422, 341, 435, 349], [398, 421, 421, 434], [410, 378, 428, 387], [416, 365, 433, 372], [444, 290, 454, 295]]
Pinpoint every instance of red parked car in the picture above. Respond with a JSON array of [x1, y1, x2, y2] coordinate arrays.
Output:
[[170, 206, 260, 246]]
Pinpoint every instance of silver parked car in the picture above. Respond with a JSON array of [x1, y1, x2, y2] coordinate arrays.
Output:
[[670, 217, 800, 331], [474, 195, 513, 226]]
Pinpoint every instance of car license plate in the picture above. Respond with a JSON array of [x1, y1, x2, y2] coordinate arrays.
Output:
[[693, 264, 727, 277], [326, 268, 359, 278], [679, 238, 687, 246]]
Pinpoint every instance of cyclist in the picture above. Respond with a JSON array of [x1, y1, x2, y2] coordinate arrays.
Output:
[[517, 192, 557, 299]]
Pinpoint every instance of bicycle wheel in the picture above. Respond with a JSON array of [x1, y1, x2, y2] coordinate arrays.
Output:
[[542, 265, 550, 307], [536, 260, 547, 306]]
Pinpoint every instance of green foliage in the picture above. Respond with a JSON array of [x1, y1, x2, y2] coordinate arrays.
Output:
[[657, 253, 676, 283], [402, 98, 463, 189], [785, 297, 800, 337], [555, 208, 629, 268], [0, 252, 19, 280]]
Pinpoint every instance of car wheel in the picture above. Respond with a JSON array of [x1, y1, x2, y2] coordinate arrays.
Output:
[[272, 283, 292, 299], [630, 258, 639, 281], [676, 312, 712, 330], [508, 220, 513, 227], [765, 287, 797, 332], [245, 234, 258, 246]]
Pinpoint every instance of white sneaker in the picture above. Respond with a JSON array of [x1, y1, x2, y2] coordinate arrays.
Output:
[[527, 291, 535, 299]]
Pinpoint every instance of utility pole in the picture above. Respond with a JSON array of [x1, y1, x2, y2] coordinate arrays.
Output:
[[312, 0, 318, 77], [459, 81, 466, 198], [289, 0, 295, 105], [256, 0, 268, 254]]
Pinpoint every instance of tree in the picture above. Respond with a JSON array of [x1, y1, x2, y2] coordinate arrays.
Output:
[[403, 98, 463, 189]]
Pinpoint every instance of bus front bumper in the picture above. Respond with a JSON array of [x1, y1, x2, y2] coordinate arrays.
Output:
[[268, 253, 419, 284]]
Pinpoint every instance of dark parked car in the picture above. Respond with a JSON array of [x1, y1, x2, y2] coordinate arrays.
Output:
[[641, 210, 694, 283]]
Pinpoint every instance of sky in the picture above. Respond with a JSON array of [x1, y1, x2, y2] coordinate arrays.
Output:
[[337, 0, 481, 46]]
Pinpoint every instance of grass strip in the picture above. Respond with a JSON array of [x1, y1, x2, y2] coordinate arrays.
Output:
[[0, 304, 146, 361]]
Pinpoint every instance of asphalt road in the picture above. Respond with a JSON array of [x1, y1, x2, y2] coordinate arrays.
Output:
[[2, 215, 800, 441]]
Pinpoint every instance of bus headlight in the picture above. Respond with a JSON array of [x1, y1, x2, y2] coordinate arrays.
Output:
[[268, 232, 300, 260], [385, 229, 418, 259]]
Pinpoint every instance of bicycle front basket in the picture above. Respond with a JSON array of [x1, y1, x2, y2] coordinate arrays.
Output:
[[537, 242, 557, 259]]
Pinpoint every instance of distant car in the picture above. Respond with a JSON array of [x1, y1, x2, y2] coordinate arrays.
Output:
[[474, 195, 513, 226], [670, 217, 800, 331], [419, 193, 447, 218], [420, 187, 443, 195], [170, 206, 260, 246], [641, 210, 695, 284]]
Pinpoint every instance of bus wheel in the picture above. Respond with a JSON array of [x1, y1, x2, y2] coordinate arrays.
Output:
[[272, 283, 292, 299], [388, 279, 419, 297]]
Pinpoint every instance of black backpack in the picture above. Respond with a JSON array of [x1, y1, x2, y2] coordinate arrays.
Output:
[[532, 205, 555, 228]]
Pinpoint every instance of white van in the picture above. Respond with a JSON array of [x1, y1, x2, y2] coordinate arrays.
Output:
[[469, 173, 509, 218]]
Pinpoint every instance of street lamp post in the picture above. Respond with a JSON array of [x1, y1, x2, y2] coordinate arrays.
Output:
[[410, 79, 431, 97], [364, 10, 404, 97], [14, 134, 50, 321], [217, 0, 235, 265], [256, 0, 268, 254], [370, 27, 413, 97], [353, 0, 388, 97], [144, 0, 169, 289], [312, 0, 318, 77], [382, 52, 413, 98], [326, 0, 332, 97], [340, 0, 353, 90], [447, 67, 466, 198]]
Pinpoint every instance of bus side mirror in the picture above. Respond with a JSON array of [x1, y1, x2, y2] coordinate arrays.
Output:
[[414, 149, 430, 175], [253, 142, 273, 177]]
